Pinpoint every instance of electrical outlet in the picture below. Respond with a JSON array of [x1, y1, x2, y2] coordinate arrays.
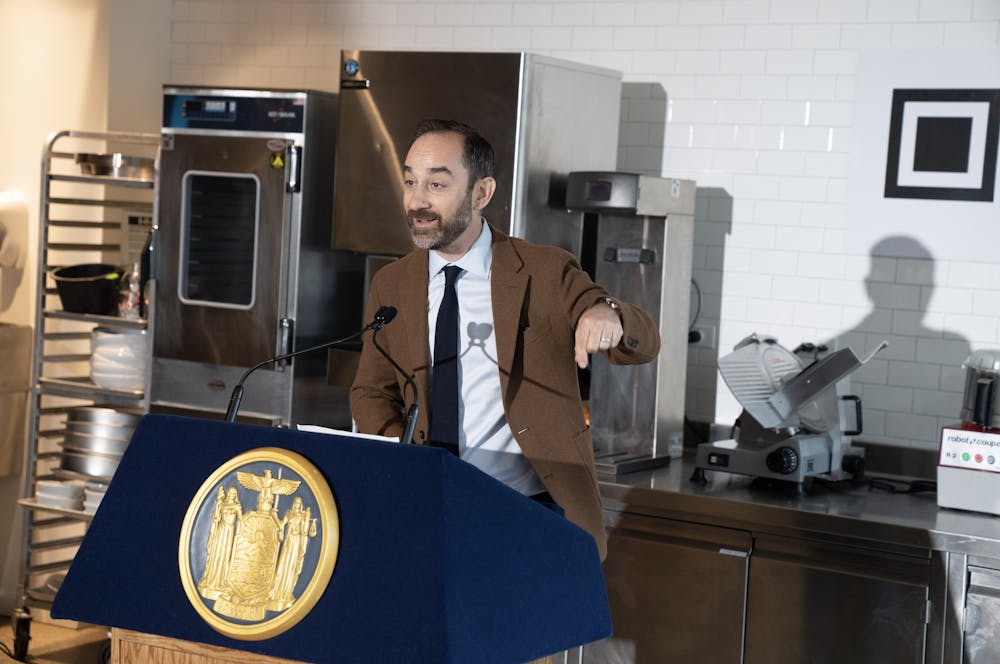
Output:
[[691, 325, 716, 348]]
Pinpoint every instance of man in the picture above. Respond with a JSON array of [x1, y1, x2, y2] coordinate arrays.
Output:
[[350, 119, 660, 560]]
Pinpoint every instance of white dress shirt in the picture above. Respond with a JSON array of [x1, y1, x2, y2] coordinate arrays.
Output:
[[427, 222, 546, 496]]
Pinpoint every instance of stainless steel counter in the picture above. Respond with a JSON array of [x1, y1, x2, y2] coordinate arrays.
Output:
[[599, 457, 1000, 558]]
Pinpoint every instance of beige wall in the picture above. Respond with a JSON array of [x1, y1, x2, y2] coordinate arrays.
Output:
[[0, 0, 169, 615]]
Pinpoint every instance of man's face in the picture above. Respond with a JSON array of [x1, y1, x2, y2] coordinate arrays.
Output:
[[403, 132, 476, 252]]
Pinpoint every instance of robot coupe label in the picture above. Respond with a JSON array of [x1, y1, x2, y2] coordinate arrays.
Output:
[[178, 447, 340, 640], [940, 427, 1000, 473]]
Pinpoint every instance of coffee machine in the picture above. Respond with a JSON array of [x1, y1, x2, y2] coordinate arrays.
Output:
[[564, 172, 696, 476]]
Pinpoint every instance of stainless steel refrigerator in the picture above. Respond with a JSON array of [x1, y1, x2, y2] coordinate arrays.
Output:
[[331, 50, 623, 259]]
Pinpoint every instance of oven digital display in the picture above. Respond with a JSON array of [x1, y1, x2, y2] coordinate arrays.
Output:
[[182, 99, 237, 122]]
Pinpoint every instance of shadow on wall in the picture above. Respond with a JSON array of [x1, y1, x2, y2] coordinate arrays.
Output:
[[0, 191, 28, 315], [684, 188, 733, 440], [828, 235, 970, 448]]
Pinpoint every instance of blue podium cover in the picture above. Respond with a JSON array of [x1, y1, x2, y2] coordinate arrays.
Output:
[[51, 414, 611, 663]]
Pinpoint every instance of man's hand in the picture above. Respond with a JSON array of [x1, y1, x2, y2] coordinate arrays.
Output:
[[574, 302, 624, 368]]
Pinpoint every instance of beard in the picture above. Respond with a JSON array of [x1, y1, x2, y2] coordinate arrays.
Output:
[[406, 188, 474, 251]]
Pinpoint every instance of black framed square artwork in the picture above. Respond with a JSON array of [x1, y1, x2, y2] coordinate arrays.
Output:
[[884, 88, 1000, 201]]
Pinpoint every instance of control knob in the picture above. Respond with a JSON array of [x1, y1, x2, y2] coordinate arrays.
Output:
[[766, 446, 799, 475]]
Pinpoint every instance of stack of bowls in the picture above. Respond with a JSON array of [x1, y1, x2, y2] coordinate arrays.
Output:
[[90, 327, 147, 390], [83, 480, 109, 513], [35, 480, 85, 510], [60, 407, 140, 479]]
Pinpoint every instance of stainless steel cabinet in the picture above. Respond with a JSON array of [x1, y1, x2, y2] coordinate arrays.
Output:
[[744, 534, 930, 664], [595, 508, 934, 663], [586, 510, 751, 663], [957, 560, 1000, 664]]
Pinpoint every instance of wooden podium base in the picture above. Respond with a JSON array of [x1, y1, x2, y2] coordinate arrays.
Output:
[[111, 628, 306, 664]]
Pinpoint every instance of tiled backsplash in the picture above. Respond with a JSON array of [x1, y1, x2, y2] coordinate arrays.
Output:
[[170, 0, 1000, 450]]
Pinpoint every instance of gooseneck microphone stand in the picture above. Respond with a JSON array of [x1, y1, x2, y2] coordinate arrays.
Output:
[[224, 306, 398, 423], [372, 328, 420, 445]]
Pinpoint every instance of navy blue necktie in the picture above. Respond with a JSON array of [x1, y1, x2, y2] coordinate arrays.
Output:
[[429, 265, 462, 455]]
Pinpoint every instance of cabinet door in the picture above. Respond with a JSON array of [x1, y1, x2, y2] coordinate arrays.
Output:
[[963, 565, 1000, 664], [585, 511, 751, 664], [745, 534, 929, 664]]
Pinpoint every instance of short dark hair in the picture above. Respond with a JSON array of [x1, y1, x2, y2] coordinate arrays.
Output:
[[413, 119, 495, 186]]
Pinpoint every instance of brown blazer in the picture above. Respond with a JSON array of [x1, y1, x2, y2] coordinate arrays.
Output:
[[350, 224, 660, 559]]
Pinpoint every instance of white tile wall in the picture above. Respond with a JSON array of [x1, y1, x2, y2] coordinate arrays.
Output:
[[170, 0, 1000, 449]]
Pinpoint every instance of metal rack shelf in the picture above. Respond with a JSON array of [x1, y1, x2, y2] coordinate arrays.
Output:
[[17, 499, 96, 522], [37, 376, 145, 403], [48, 173, 155, 189], [42, 309, 148, 329], [14, 130, 159, 658]]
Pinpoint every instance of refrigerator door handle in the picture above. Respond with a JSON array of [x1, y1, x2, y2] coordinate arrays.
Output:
[[277, 317, 295, 366], [285, 145, 301, 193]]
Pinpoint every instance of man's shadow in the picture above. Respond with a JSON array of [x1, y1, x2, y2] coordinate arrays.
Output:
[[828, 235, 970, 455]]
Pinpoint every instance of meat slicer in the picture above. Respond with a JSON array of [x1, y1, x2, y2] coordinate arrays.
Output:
[[693, 334, 887, 485]]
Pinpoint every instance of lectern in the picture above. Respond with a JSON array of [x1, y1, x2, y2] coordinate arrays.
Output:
[[51, 415, 611, 663]]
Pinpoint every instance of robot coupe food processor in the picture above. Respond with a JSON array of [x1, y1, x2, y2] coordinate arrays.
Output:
[[938, 349, 1000, 515], [693, 334, 888, 485]]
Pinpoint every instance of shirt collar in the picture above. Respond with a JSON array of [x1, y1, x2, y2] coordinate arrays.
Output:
[[428, 218, 493, 280]]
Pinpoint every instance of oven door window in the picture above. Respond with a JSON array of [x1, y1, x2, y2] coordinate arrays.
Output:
[[178, 171, 260, 309]]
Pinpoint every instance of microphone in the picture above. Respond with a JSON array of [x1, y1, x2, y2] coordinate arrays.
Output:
[[371, 324, 420, 445], [224, 306, 397, 423]]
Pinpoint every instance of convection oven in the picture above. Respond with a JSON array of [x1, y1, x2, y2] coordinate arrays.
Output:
[[151, 87, 363, 427]]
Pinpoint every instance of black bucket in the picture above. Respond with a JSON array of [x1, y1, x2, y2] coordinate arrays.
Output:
[[51, 264, 122, 315]]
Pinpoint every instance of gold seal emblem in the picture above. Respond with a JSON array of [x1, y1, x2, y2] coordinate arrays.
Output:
[[178, 447, 339, 640]]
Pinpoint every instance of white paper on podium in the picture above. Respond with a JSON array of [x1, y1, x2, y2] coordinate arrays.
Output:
[[296, 424, 400, 444]]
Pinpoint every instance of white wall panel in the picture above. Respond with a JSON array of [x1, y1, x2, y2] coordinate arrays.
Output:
[[164, 0, 1000, 448]]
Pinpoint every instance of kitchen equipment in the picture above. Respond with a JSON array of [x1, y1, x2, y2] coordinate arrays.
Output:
[[83, 487, 105, 513], [959, 349, 1000, 428], [65, 419, 134, 442], [34, 480, 85, 510], [938, 349, 1000, 515], [152, 87, 362, 427], [51, 263, 122, 315], [63, 428, 131, 456], [693, 334, 887, 484], [75, 153, 155, 179], [59, 448, 121, 479], [91, 327, 146, 390], [565, 173, 696, 474], [67, 406, 142, 427]]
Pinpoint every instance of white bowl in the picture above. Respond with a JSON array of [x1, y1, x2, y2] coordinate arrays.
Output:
[[84, 479, 110, 492], [36, 493, 85, 510], [91, 349, 146, 370], [91, 371, 144, 391], [89, 361, 144, 378], [92, 327, 146, 348], [36, 480, 85, 499]]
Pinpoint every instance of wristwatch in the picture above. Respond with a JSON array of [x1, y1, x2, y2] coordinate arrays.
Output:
[[601, 296, 622, 319]]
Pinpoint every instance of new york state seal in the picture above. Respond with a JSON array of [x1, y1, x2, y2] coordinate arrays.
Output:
[[178, 448, 339, 640]]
